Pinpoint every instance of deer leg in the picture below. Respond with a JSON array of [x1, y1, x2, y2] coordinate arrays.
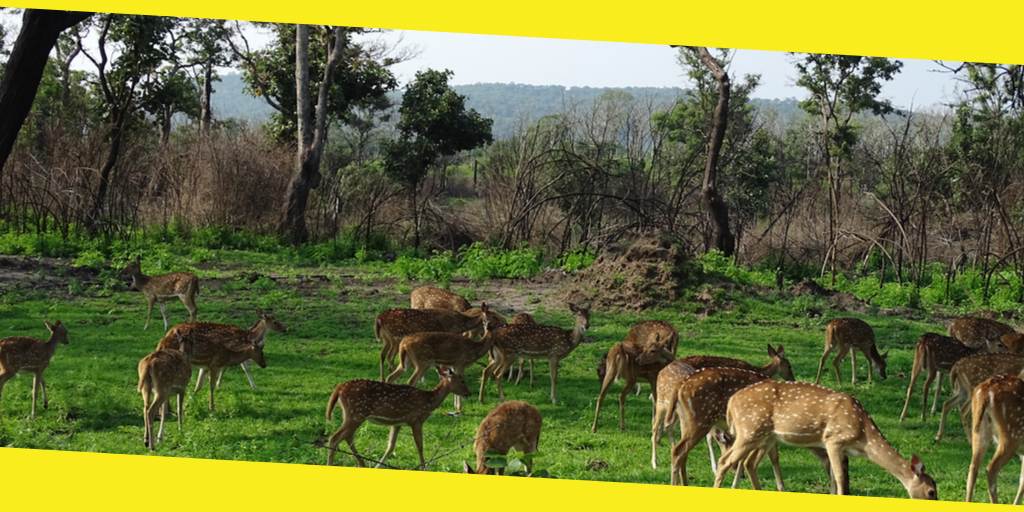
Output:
[[831, 345, 850, 385], [549, 358, 560, 405], [514, 359, 525, 386], [967, 424, 991, 502], [209, 370, 216, 410], [900, 357, 922, 422], [741, 449, 764, 490], [30, 373, 40, 419], [669, 428, 708, 486], [1014, 455, 1024, 505], [935, 387, 965, 442], [707, 433, 719, 474], [920, 364, 938, 422], [182, 291, 197, 323], [155, 395, 168, 443], [825, 444, 848, 495], [327, 419, 362, 467], [652, 403, 666, 469], [144, 296, 155, 330], [379, 345, 391, 382], [194, 368, 209, 393], [767, 446, 786, 492], [412, 423, 427, 471], [591, 364, 617, 433], [239, 360, 255, 389], [986, 441, 1020, 504], [140, 387, 151, 448], [814, 343, 834, 385], [37, 372, 48, 410], [959, 399, 974, 443], [529, 360, 534, 387], [376, 425, 402, 469], [159, 302, 169, 332], [714, 438, 758, 489], [177, 392, 184, 432], [618, 375, 637, 432], [930, 371, 945, 417]]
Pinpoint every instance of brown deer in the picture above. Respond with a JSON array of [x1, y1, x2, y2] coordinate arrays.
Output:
[[650, 359, 697, 469], [623, 320, 679, 356], [374, 306, 500, 380], [160, 315, 281, 411], [462, 400, 542, 475], [479, 303, 591, 405], [1001, 332, 1024, 353], [464, 308, 507, 340], [122, 256, 199, 331], [325, 366, 471, 469], [966, 372, 1024, 504], [950, 316, 1016, 348], [899, 332, 1008, 423], [0, 320, 69, 420], [138, 331, 195, 451], [171, 310, 288, 392], [713, 380, 938, 500], [934, 353, 1024, 442], [814, 317, 888, 385], [410, 285, 470, 311], [385, 304, 496, 412], [667, 367, 836, 492], [592, 332, 675, 433]]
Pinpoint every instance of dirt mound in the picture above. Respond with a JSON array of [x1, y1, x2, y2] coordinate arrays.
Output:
[[551, 234, 689, 312]]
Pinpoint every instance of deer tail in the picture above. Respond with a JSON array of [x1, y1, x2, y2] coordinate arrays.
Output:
[[326, 386, 343, 421]]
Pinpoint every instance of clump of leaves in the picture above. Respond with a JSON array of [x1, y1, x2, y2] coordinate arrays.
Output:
[[483, 449, 553, 478]]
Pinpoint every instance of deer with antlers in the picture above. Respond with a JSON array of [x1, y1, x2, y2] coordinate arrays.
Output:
[[713, 380, 938, 500], [374, 306, 502, 380], [815, 318, 888, 385], [122, 256, 199, 331], [479, 303, 590, 405], [934, 353, 1024, 442], [463, 400, 542, 475], [0, 320, 69, 420], [950, 316, 1016, 348], [966, 372, 1024, 504], [160, 311, 285, 411], [899, 332, 1008, 423], [651, 345, 794, 472], [385, 304, 496, 412], [138, 331, 195, 450], [592, 332, 676, 433], [410, 285, 471, 311], [326, 366, 471, 469]]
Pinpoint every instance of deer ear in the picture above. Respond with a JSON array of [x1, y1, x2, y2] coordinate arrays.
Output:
[[569, 303, 577, 313], [437, 366, 452, 377], [463, 461, 474, 474], [256, 308, 265, 318], [44, 320, 55, 331], [654, 332, 661, 343], [910, 454, 925, 476], [776, 345, 785, 357], [882, 349, 890, 359], [767, 344, 777, 357], [481, 302, 488, 312]]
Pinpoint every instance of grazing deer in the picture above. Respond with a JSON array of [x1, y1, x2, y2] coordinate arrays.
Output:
[[385, 304, 496, 412], [966, 372, 1024, 504], [667, 367, 836, 492], [899, 332, 1008, 423], [410, 285, 471, 311], [713, 380, 938, 500], [325, 366, 471, 469], [122, 256, 199, 331], [934, 353, 1024, 442], [374, 306, 500, 380], [814, 318, 888, 385], [950, 316, 1016, 348], [168, 310, 288, 393], [592, 333, 675, 433], [623, 320, 679, 356], [138, 331, 195, 450], [651, 359, 697, 469], [0, 320, 69, 420], [463, 400, 542, 475], [479, 303, 591, 405], [160, 315, 280, 411]]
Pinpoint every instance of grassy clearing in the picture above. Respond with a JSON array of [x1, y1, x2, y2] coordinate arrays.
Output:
[[0, 255, 1019, 502]]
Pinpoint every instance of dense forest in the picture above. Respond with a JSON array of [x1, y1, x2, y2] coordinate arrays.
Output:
[[2, 12, 1023, 299]]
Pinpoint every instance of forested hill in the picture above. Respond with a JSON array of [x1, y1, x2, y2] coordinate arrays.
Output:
[[211, 73, 805, 138]]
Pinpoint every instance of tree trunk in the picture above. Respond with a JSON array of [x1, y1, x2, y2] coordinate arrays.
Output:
[[200, 61, 213, 135], [281, 26, 347, 245], [686, 46, 735, 257], [0, 9, 92, 179], [85, 108, 126, 233]]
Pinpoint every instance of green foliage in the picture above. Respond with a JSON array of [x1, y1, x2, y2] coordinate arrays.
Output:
[[696, 250, 776, 287], [556, 246, 597, 274], [483, 449, 553, 478]]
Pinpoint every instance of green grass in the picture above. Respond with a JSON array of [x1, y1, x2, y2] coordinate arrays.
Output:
[[0, 261, 1020, 503]]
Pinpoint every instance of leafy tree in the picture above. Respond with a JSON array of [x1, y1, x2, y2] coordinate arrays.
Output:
[[383, 69, 493, 248], [181, 18, 234, 135], [0, 8, 92, 181], [791, 53, 902, 284]]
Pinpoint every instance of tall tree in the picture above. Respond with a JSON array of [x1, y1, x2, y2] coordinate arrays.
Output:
[[0, 9, 92, 180], [792, 53, 902, 284], [383, 69, 493, 249]]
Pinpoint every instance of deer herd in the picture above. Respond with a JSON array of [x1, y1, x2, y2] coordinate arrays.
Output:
[[8, 257, 1024, 503]]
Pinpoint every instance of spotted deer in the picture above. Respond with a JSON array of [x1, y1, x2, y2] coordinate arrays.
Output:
[[479, 303, 591, 405], [122, 256, 199, 331], [651, 360, 697, 470], [966, 372, 1024, 504], [592, 332, 675, 433], [385, 304, 496, 412], [463, 400, 542, 475], [138, 331, 195, 451], [713, 380, 938, 500], [410, 285, 471, 311], [814, 318, 888, 385], [950, 317, 1016, 349], [667, 367, 835, 492], [160, 314, 282, 411], [0, 320, 69, 420], [464, 308, 506, 340], [934, 353, 1024, 442], [899, 332, 1008, 423], [168, 310, 287, 393], [1001, 332, 1024, 353], [325, 366, 471, 469], [374, 307, 501, 380]]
